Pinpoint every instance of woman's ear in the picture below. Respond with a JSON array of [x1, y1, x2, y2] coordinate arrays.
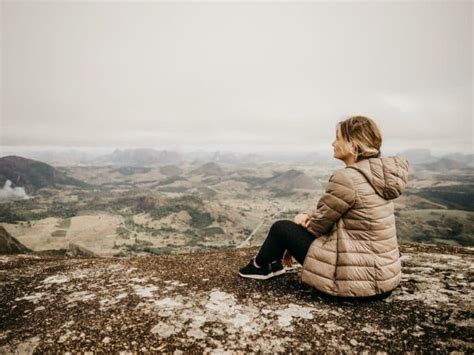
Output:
[[350, 143, 358, 156]]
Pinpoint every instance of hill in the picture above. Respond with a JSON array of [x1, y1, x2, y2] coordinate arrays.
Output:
[[95, 149, 182, 166], [0, 243, 471, 352], [397, 149, 434, 165], [159, 165, 183, 177], [0, 225, 31, 254], [421, 158, 471, 172], [442, 153, 474, 167], [0, 155, 87, 194], [264, 169, 321, 190], [190, 162, 224, 176]]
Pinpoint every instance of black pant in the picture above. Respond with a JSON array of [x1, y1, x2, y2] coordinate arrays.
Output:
[[255, 219, 315, 269]]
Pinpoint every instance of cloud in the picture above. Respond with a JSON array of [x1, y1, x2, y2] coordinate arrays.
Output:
[[380, 94, 420, 113], [0, 180, 31, 203], [1, 1, 471, 153]]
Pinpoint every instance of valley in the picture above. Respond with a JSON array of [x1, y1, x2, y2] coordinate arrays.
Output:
[[0, 150, 472, 256]]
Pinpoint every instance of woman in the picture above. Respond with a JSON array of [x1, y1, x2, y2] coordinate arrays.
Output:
[[239, 115, 410, 298]]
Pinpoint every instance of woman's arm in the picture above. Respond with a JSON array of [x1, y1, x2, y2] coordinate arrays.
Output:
[[306, 169, 356, 237]]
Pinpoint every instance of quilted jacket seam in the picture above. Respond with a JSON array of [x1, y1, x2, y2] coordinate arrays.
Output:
[[335, 247, 398, 255], [303, 268, 335, 281], [336, 271, 400, 282], [344, 214, 393, 222], [320, 196, 351, 214], [337, 234, 396, 241]]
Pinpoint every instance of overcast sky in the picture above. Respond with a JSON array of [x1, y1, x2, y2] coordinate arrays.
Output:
[[1, 1, 472, 154]]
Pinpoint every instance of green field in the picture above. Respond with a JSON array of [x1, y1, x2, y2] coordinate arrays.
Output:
[[396, 209, 474, 247]]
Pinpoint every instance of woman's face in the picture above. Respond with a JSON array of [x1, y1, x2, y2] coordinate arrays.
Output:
[[332, 126, 354, 161]]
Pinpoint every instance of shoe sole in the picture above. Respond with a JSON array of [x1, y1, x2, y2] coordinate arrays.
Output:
[[238, 268, 286, 280]]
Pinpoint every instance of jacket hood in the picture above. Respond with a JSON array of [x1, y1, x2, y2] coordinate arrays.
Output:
[[346, 156, 410, 200]]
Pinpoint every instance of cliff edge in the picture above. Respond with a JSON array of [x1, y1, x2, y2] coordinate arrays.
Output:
[[0, 243, 472, 353]]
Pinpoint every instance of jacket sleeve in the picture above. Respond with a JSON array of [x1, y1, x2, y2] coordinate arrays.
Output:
[[301, 206, 316, 216], [306, 169, 356, 237]]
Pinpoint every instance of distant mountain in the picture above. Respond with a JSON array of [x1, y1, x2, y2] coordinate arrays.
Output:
[[159, 165, 183, 177], [0, 155, 88, 194], [95, 149, 182, 166], [0, 226, 31, 254], [421, 158, 471, 172], [208, 151, 265, 165], [25, 151, 97, 166], [397, 149, 436, 165], [441, 153, 474, 168], [296, 152, 326, 165], [263, 169, 321, 190], [190, 162, 224, 176], [186, 151, 264, 166], [110, 166, 152, 176]]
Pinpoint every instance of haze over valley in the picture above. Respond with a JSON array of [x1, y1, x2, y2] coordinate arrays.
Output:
[[0, 147, 472, 256]]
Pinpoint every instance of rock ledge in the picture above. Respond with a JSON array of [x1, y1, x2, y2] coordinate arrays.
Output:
[[0, 243, 472, 352]]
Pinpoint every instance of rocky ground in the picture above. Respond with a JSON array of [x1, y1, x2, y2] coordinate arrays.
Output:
[[0, 243, 472, 353]]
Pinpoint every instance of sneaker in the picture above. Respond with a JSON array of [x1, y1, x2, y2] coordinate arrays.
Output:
[[238, 257, 286, 280]]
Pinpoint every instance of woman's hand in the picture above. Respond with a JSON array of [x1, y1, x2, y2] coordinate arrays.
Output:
[[283, 249, 293, 268], [294, 213, 310, 228]]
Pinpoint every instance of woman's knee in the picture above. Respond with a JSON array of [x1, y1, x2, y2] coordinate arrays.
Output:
[[270, 219, 295, 233]]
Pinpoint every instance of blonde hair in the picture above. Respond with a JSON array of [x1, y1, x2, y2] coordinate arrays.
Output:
[[337, 116, 382, 162]]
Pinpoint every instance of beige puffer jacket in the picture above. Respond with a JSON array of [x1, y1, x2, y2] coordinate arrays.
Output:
[[299, 156, 410, 297]]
